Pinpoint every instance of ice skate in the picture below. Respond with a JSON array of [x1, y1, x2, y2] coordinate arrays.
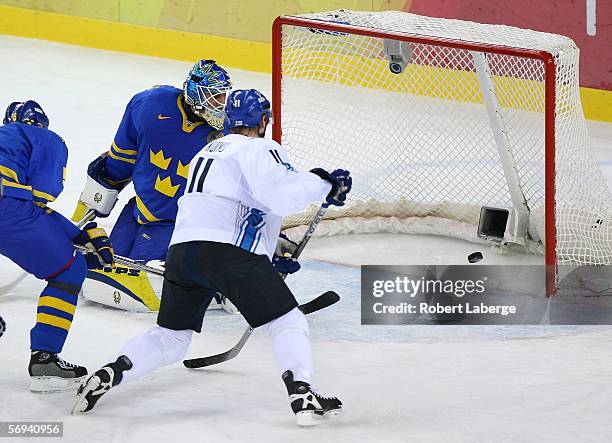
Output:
[[282, 370, 342, 426], [71, 355, 132, 414], [29, 351, 88, 393]]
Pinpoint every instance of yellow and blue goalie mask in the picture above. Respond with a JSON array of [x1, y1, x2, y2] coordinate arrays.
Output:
[[183, 59, 232, 130]]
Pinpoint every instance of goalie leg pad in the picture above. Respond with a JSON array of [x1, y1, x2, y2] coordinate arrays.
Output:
[[83, 263, 162, 312]]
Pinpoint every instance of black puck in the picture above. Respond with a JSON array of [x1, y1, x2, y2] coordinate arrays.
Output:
[[468, 251, 483, 263]]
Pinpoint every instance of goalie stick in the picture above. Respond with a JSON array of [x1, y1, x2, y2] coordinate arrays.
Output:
[[183, 203, 331, 369], [183, 291, 339, 368], [74, 245, 164, 276], [74, 209, 166, 276]]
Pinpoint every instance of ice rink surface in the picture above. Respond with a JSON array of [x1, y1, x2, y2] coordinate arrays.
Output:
[[1, 36, 612, 442]]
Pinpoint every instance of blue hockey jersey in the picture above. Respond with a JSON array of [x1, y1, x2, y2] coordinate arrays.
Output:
[[105, 85, 227, 224], [0, 123, 67, 205]]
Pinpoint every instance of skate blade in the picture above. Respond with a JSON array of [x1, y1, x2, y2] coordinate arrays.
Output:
[[207, 301, 223, 310], [221, 300, 240, 315], [296, 409, 342, 427], [30, 375, 87, 393], [70, 376, 100, 415]]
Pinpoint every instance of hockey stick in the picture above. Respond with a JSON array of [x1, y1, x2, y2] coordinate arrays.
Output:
[[0, 272, 28, 295], [0, 210, 96, 296], [183, 203, 331, 369], [74, 245, 164, 276], [73, 209, 166, 276], [287, 203, 329, 265], [183, 291, 339, 368]]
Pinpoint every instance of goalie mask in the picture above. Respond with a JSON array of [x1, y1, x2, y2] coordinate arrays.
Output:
[[183, 60, 232, 130]]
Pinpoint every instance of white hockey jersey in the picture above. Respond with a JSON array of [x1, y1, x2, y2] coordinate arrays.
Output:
[[170, 133, 331, 258]]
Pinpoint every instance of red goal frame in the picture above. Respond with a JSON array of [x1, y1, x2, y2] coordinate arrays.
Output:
[[271, 15, 558, 296]]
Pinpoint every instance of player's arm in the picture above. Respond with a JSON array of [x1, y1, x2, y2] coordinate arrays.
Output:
[[72, 98, 138, 221], [26, 135, 102, 245], [28, 131, 69, 209], [105, 93, 143, 181], [27, 132, 88, 234], [241, 145, 329, 216], [242, 145, 351, 216], [42, 207, 113, 269]]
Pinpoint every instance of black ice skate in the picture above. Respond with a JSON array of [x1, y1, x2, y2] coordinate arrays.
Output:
[[28, 351, 88, 393], [282, 370, 342, 426], [71, 355, 132, 414]]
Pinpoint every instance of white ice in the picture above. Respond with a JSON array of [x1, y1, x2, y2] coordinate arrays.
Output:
[[1, 35, 612, 442]]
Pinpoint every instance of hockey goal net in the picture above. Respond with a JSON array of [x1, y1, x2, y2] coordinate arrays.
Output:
[[273, 10, 612, 293]]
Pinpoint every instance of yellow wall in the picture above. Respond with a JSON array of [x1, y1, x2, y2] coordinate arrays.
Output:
[[0, 0, 406, 41], [0, 4, 272, 72], [580, 88, 612, 123], [156, 0, 406, 42]]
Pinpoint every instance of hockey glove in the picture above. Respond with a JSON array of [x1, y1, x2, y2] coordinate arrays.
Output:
[[275, 232, 299, 257], [272, 233, 301, 274], [73, 222, 114, 269], [272, 255, 301, 275], [310, 168, 352, 207], [0, 315, 5, 338]]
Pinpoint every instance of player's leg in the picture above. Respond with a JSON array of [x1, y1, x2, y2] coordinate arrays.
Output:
[[186, 241, 342, 425], [29, 254, 88, 392], [0, 198, 88, 392], [108, 197, 139, 257], [71, 323, 195, 414], [128, 220, 174, 261], [72, 242, 212, 413]]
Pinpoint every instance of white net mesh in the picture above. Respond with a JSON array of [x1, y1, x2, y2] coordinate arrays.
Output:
[[277, 10, 612, 267]]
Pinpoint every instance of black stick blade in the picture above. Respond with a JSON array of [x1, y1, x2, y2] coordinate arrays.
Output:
[[299, 291, 340, 315], [183, 291, 340, 369]]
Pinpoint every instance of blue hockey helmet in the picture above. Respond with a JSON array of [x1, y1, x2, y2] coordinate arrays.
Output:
[[226, 89, 271, 129], [3, 100, 49, 129], [183, 59, 232, 130], [3, 101, 21, 125]]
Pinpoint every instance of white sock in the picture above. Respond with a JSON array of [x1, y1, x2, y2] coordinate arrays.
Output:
[[119, 326, 193, 384], [264, 307, 313, 385]]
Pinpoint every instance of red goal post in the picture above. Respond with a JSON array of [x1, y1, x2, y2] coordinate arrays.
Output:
[[271, 11, 611, 296]]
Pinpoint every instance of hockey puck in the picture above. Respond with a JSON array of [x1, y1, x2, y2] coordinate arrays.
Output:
[[468, 252, 483, 263]]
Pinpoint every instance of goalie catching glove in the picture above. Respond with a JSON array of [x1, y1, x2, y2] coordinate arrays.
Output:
[[273, 233, 301, 275], [73, 222, 114, 269], [309, 168, 352, 207]]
